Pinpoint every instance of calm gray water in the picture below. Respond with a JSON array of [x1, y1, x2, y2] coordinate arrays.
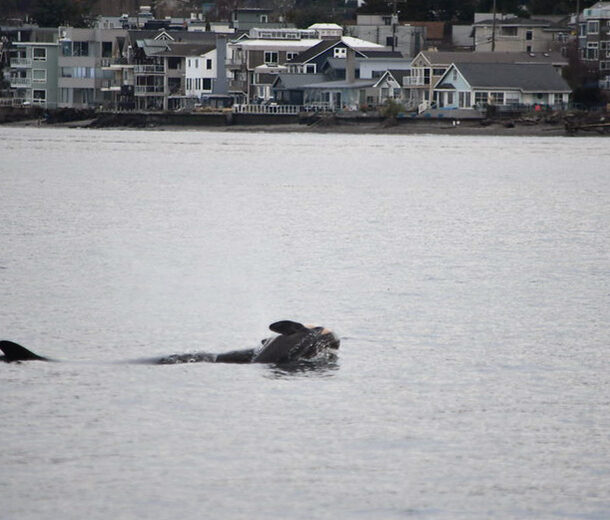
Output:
[[1, 127, 608, 520]]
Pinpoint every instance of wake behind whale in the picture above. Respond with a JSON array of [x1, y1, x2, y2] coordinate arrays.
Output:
[[0, 320, 340, 366]]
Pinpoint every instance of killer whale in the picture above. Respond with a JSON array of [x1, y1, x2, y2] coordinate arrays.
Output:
[[0, 321, 340, 365]]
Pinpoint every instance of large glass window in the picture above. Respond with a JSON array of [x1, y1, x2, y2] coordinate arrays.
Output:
[[73, 41, 89, 56]]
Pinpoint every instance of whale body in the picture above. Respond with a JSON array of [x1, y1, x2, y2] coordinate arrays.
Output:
[[0, 321, 340, 365]]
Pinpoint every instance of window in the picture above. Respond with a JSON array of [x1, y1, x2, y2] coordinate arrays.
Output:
[[588, 21, 600, 34], [32, 69, 46, 82], [579, 24, 586, 37], [305, 64, 316, 73], [489, 92, 504, 104], [202, 78, 211, 90], [432, 68, 445, 76], [73, 41, 89, 56], [526, 45, 532, 53], [333, 47, 347, 58], [587, 42, 599, 60], [501, 26, 518, 37], [458, 91, 469, 108], [447, 92, 454, 105], [382, 16, 392, 26], [526, 31, 533, 41], [260, 14, 268, 23], [264, 51, 278, 64], [33, 48, 46, 61], [474, 91, 488, 105], [102, 41, 112, 58], [206, 59, 212, 70], [386, 36, 396, 47], [32, 89, 46, 102], [286, 52, 298, 61], [452, 69, 458, 81]]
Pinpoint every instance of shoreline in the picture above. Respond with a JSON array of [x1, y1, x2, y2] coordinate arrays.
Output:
[[1, 117, 586, 136]]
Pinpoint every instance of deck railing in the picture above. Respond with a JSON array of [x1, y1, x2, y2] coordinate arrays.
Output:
[[233, 104, 300, 114], [10, 77, 31, 87], [10, 58, 32, 67], [134, 64, 165, 74]]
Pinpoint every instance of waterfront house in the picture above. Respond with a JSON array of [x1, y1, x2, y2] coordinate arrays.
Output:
[[272, 73, 326, 105], [433, 62, 571, 109], [373, 69, 411, 107], [409, 50, 568, 108], [184, 35, 231, 103], [227, 31, 322, 102], [578, 1, 610, 91], [8, 29, 59, 108], [58, 27, 127, 108]]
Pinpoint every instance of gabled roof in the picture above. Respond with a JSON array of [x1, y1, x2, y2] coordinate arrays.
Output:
[[373, 69, 409, 87], [439, 63, 571, 92], [288, 36, 385, 64]]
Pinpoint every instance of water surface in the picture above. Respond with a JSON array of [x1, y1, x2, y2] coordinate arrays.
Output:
[[1, 128, 608, 519]]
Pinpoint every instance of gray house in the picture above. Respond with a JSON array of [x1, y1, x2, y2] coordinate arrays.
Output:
[[433, 62, 572, 109], [58, 27, 127, 108], [9, 40, 59, 108]]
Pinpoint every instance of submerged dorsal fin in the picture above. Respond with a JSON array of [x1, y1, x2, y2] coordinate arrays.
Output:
[[269, 320, 308, 335], [0, 340, 48, 362]]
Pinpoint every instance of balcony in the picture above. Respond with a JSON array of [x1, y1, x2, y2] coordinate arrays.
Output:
[[135, 85, 165, 95], [11, 58, 32, 67], [134, 64, 165, 74], [10, 77, 31, 87], [403, 76, 425, 86]]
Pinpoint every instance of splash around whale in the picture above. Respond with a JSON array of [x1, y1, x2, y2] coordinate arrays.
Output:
[[0, 321, 340, 366]]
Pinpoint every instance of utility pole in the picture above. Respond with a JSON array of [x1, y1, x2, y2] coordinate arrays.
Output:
[[491, 0, 497, 52], [391, 0, 398, 52]]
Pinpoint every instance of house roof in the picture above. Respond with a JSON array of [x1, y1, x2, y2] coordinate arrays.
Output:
[[128, 29, 216, 44], [443, 63, 571, 92], [308, 23, 343, 30], [273, 73, 327, 89], [302, 78, 376, 89], [140, 41, 215, 57], [418, 50, 567, 66], [288, 37, 385, 64], [361, 50, 404, 58]]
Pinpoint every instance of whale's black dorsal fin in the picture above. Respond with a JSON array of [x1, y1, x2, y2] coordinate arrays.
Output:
[[0, 340, 48, 362], [269, 321, 308, 335]]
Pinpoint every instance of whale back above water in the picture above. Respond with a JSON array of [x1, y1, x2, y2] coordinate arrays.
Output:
[[1, 321, 340, 365]]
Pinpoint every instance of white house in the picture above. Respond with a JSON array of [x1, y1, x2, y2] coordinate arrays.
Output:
[[185, 36, 231, 101]]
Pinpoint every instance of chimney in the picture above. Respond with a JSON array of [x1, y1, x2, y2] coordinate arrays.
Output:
[[346, 47, 356, 83], [213, 34, 228, 95]]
